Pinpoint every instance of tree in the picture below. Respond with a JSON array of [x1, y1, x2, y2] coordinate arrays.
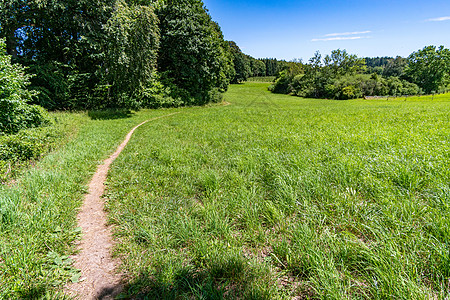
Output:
[[228, 41, 251, 83], [269, 50, 410, 100], [0, 39, 49, 134], [157, 0, 230, 104], [405, 45, 450, 94], [324, 49, 366, 77], [269, 61, 304, 94], [105, 1, 160, 108], [248, 57, 266, 77], [0, 0, 117, 109], [382, 56, 407, 78], [1, 0, 233, 109], [210, 21, 235, 91]]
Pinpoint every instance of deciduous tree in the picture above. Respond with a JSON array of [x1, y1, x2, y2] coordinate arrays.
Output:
[[405, 45, 450, 93], [157, 0, 230, 104], [105, 1, 160, 108]]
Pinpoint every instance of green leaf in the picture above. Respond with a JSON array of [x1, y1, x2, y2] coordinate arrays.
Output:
[[71, 273, 82, 283]]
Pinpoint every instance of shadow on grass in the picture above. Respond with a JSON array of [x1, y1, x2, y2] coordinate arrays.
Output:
[[18, 286, 69, 300], [88, 109, 134, 120], [97, 266, 270, 300]]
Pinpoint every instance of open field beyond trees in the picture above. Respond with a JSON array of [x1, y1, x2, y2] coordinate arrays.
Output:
[[0, 82, 449, 299]]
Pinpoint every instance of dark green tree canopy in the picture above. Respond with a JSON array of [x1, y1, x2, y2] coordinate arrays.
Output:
[[0, 0, 116, 109], [228, 41, 251, 83], [105, 1, 160, 108], [0, 0, 232, 109], [157, 0, 231, 104], [405, 45, 450, 94]]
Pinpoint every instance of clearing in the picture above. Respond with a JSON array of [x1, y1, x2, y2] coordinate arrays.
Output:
[[0, 83, 449, 299]]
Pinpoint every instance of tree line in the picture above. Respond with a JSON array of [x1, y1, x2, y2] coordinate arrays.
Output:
[[2, 0, 450, 120], [227, 41, 289, 83], [268, 46, 450, 100], [0, 0, 257, 112]]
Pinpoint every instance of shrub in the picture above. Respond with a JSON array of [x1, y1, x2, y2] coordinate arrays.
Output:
[[142, 76, 185, 108], [0, 125, 60, 180], [0, 102, 51, 134], [0, 39, 50, 134], [269, 70, 294, 94], [270, 50, 422, 100]]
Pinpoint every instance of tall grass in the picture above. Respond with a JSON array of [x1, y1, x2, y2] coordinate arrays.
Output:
[[106, 83, 450, 299], [0, 109, 179, 298]]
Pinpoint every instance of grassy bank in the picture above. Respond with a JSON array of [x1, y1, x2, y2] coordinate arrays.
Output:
[[0, 109, 179, 298], [106, 82, 450, 299]]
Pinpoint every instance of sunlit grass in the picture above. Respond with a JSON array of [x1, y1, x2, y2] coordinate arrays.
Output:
[[0, 82, 448, 298], [0, 108, 180, 298], [107, 82, 450, 299]]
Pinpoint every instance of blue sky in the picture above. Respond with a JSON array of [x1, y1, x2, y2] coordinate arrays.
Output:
[[202, 0, 450, 61]]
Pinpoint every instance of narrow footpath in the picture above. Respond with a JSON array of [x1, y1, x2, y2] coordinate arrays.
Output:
[[65, 113, 180, 299]]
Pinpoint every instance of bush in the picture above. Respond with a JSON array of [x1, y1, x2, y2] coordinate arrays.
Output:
[[291, 73, 421, 100], [0, 101, 51, 134], [269, 50, 422, 100], [143, 73, 224, 108], [269, 70, 294, 94], [207, 88, 224, 103], [327, 76, 364, 100], [0, 39, 50, 134], [142, 76, 185, 109], [0, 125, 60, 180]]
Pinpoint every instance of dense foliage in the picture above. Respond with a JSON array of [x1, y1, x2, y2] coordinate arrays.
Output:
[[364, 56, 407, 78], [0, 0, 233, 109], [0, 124, 63, 181], [228, 41, 251, 83], [259, 58, 289, 76], [0, 40, 50, 134], [105, 1, 160, 109], [0, 0, 116, 109], [266, 46, 450, 99], [157, 0, 232, 105], [268, 49, 433, 99], [405, 45, 450, 94]]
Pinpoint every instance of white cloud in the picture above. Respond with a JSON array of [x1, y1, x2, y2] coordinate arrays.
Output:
[[325, 31, 371, 37], [427, 16, 450, 22], [311, 36, 370, 42]]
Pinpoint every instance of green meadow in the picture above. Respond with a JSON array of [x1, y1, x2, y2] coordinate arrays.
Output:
[[0, 109, 180, 298], [0, 82, 449, 298], [105, 83, 450, 299]]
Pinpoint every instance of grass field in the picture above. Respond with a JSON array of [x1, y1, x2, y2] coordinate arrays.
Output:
[[104, 83, 450, 299], [0, 82, 448, 298], [0, 109, 181, 298]]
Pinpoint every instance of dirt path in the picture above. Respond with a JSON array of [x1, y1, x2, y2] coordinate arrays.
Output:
[[65, 113, 180, 299]]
